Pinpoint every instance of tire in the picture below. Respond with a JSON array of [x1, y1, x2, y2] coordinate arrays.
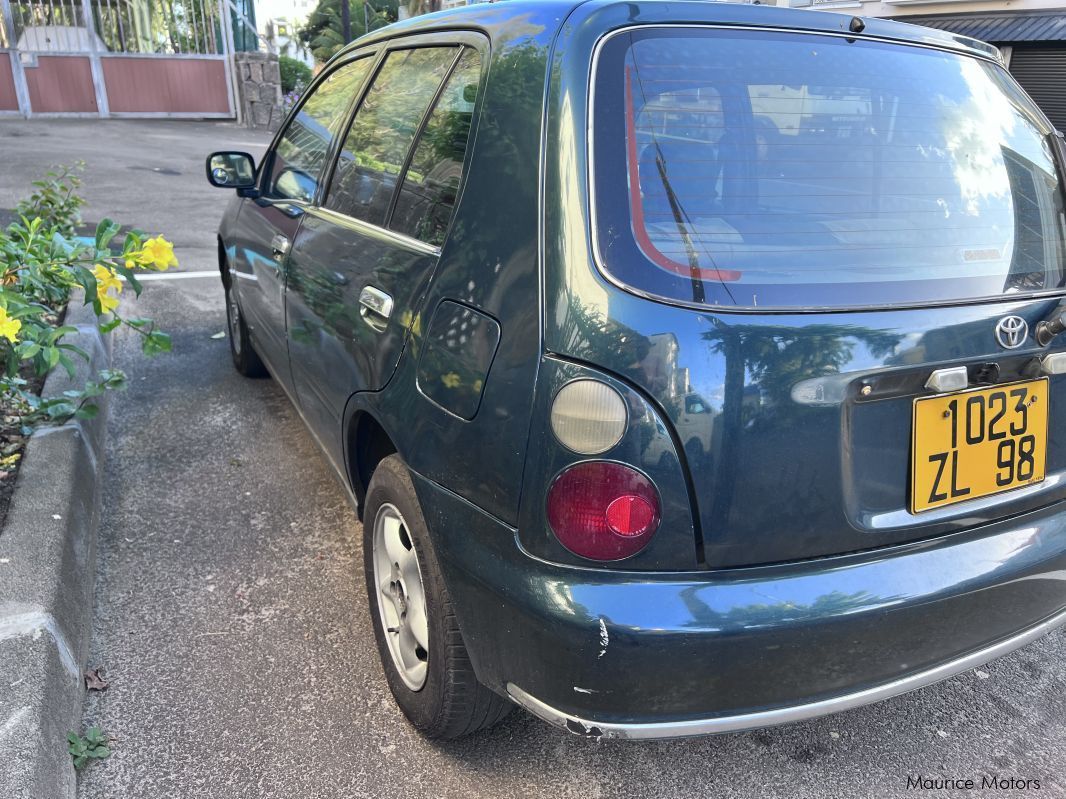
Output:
[[224, 282, 267, 378], [363, 454, 512, 738]]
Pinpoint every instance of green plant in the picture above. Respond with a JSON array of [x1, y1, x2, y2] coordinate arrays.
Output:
[[15, 162, 87, 239], [280, 54, 313, 94], [67, 726, 111, 769], [0, 165, 176, 430]]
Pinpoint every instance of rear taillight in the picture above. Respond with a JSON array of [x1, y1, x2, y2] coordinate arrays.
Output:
[[546, 462, 660, 561]]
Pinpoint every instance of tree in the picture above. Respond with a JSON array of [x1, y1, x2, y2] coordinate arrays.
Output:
[[297, 0, 398, 64]]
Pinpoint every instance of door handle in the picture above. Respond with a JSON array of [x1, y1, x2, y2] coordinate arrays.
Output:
[[270, 234, 290, 262], [359, 286, 394, 332]]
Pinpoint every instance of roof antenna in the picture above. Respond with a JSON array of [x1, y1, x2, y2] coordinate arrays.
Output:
[[849, 16, 866, 33]]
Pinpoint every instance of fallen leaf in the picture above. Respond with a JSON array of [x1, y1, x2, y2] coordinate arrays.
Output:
[[84, 668, 109, 692]]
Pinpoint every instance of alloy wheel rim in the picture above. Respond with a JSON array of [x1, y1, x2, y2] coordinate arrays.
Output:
[[227, 292, 242, 355], [372, 503, 429, 691]]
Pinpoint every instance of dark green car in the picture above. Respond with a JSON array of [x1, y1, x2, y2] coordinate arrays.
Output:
[[207, 0, 1066, 739]]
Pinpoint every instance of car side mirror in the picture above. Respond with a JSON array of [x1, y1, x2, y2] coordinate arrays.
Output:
[[206, 151, 257, 194]]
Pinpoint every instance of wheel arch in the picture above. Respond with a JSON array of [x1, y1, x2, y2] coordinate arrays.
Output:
[[345, 407, 399, 519]]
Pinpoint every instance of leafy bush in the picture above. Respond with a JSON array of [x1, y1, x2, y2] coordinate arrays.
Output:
[[280, 54, 313, 94], [0, 163, 175, 429], [15, 163, 87, 239]]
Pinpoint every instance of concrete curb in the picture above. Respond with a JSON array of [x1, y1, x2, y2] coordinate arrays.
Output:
[[0, 300, 112, 799]]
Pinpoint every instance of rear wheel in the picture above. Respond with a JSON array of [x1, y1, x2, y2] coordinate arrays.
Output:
[[363, 454, 512, 738], [224, 282, 267, 378]]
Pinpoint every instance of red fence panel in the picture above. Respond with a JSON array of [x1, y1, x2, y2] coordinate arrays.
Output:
[[0, 53, 18, 111], [101, 56, 230, 115], [24, 55, 97, 113]]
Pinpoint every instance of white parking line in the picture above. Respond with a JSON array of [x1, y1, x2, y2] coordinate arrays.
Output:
[[125, 270, 219, 281]]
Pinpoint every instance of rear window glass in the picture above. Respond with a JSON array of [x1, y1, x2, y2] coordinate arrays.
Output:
[[591, 28, 1066, 309]]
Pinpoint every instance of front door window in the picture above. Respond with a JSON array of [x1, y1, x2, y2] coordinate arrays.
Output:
[[263, 57, 375, 203]]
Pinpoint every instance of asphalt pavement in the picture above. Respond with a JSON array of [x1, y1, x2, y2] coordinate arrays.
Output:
[[2, 120, 1064, 799]]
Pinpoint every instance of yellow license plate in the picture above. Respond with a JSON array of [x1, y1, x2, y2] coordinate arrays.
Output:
[[911, 378, 1049, 513]]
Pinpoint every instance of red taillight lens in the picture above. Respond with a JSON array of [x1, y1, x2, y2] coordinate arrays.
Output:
[[546, 462, 661, 561]]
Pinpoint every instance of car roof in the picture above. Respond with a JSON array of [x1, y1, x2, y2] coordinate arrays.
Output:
[[339, 0, 1001, 63]]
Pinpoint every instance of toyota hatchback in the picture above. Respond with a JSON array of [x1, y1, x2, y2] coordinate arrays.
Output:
[[206, 0, 1066, 739]]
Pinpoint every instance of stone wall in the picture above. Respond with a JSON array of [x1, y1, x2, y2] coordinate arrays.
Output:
[[234, 52, 283, 130]]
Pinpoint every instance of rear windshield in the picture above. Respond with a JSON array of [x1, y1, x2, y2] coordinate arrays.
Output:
[[591, 28, 1066, 309]]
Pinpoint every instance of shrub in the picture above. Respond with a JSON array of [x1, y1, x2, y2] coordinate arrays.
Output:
[[15, 163, 86, 239], [0, 163, 174, 429], [280, 54, 313, 94]]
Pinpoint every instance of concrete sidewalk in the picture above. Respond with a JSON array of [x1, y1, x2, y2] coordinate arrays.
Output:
[[3, 119, 1064, 799]]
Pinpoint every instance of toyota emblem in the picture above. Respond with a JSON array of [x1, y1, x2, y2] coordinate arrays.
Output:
[[995, 315, 1028, 349]]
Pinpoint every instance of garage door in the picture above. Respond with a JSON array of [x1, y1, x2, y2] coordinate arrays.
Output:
[[1009, 46, 1066, 133]]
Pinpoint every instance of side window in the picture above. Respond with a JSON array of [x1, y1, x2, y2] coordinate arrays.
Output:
[[264, 57, 373, 202], [324, 46, 460, 224], [390, 48, 481, 246]]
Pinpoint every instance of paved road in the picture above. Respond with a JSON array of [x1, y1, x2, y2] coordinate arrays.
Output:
[[4, 120, 1065, 798]]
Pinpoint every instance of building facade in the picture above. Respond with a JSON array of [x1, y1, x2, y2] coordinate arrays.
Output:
[[795, 0, 1066, 131]]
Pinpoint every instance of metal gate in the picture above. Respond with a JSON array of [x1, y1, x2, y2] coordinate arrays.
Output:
[[0, 0, 258, 117]]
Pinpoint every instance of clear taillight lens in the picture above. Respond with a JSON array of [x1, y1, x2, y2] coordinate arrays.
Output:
[[550, 380, 627, 455], [546, 462, 660, 560]]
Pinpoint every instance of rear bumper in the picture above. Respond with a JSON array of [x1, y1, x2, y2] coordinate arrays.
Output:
[[410, 471, 1066, 737], [506, 605, 1066, 738]]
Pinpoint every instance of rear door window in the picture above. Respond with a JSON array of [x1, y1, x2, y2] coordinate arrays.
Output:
[[390, 48, 482, 246], [324, 46, 460, 225], [591, 28, 1066, 309]]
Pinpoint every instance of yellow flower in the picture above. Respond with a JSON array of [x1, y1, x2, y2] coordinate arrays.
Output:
[[93, 264, 122, 293], [92, 264, 123, 313], [135, 236, 178, 271], [0, 307, 21, 344], [98, 292, 119, 313]]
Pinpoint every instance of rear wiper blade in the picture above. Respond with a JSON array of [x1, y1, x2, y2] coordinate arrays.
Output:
[[653, 147, 705, 305]]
